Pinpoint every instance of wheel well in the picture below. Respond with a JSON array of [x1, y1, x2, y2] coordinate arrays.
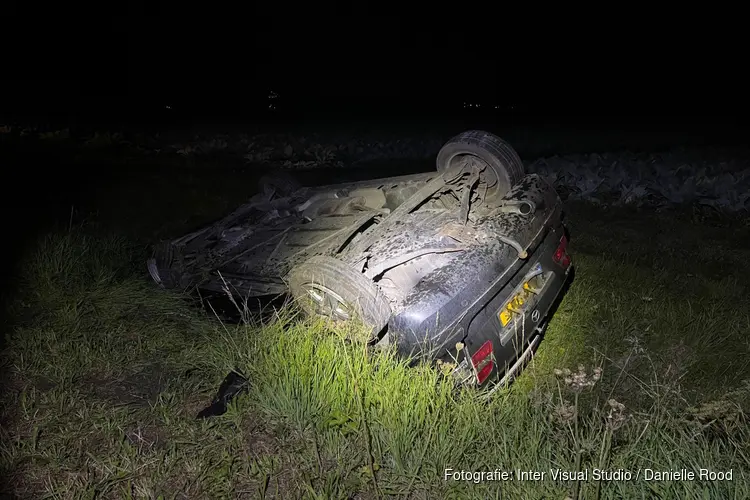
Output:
[[335, 215, 381, 254]]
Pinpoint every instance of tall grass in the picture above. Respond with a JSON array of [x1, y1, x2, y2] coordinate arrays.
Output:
[[221, 316, 749, 498], [1, 226, 749, 498]]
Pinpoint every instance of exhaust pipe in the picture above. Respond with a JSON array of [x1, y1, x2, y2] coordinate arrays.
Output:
[[496, 200, 536, 215]]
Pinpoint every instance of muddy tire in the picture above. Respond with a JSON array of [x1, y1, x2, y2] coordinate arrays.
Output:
[[287, 256, 392, 341], [258, 171, 301, 199], [436, 130, 525, 203]]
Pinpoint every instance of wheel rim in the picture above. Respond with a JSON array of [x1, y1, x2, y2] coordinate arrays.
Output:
[[304, 283, 352, 321]]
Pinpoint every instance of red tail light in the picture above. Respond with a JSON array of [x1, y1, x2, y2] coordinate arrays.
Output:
[[471, 340, 495, 385], [553, 234, 571, 269]]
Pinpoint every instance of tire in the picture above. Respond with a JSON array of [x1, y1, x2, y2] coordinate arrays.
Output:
[[148, 242, 180, 289], [436, 130, 525, 202], [287, 256, 392, 341], [258, 171, 301, 199]]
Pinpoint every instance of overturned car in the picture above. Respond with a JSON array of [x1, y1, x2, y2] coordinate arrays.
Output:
[[147, 131, 573, 389]]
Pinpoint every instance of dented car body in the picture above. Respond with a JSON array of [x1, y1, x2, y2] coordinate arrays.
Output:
[[148, 131, 573, 389]]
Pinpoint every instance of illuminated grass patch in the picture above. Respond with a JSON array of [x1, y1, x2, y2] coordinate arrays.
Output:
[[1, 205, 749, 498]]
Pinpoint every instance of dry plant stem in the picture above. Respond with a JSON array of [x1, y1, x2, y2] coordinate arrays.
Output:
[[572, 392, 581, 500], [595, 429, 613, 500]]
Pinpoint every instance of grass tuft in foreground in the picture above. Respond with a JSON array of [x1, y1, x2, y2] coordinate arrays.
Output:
[[1, 216, 749, 499]]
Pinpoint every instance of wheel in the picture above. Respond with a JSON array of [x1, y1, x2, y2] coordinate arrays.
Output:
[[258, 171, 301, 200], [436, 130, 525, 202], [147, 242, 180, 289], [287, 256, 392, 341]]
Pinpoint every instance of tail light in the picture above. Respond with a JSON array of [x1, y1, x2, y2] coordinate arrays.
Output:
[[553, 233, 571, 270], [471, 340, 495, 385]]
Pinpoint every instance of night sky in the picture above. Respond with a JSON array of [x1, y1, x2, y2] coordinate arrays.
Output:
[[3, 2, 748, 122]]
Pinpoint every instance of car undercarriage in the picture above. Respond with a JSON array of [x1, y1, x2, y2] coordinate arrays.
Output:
[[148, 130, 574, 388]]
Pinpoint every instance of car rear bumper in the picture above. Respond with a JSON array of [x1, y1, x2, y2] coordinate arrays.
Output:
[[442, 224, 573, 388]]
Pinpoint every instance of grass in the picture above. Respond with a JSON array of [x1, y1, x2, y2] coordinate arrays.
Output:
[[2, 147, 750, 498]]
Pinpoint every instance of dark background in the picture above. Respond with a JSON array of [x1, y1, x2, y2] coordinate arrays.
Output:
[[3, 3, 748, 268], [3, 1, 748, 127]]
